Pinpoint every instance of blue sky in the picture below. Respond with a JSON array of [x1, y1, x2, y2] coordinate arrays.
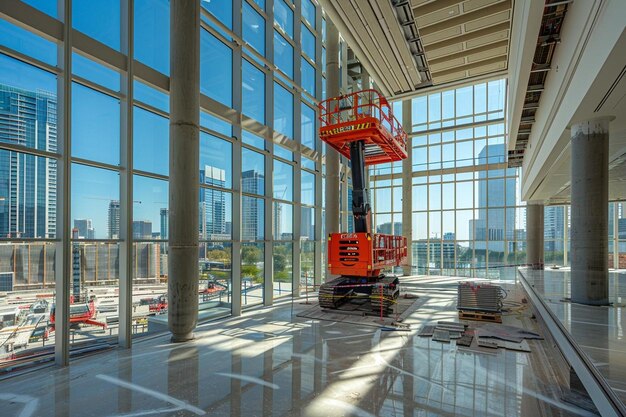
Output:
[[0, 5, 509, 241], [0, 52, 167, 238]]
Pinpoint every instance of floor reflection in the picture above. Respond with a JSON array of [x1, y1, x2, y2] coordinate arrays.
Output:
[[522, 268, 626, 405], [0, 276, 596, 417]]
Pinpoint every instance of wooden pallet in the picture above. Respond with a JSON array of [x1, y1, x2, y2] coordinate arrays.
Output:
[[459, 310, 502, 323]]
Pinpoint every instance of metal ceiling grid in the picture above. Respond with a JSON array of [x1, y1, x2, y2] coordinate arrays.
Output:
[[411, 0, 512, 85]]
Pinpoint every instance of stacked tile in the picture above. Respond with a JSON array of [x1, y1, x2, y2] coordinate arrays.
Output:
[[457, 282, 503, 313]]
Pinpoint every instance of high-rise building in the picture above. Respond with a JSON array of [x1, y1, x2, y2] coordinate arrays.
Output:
[[160, 208, 168, 240], [300, 207, 314, 240], [470, 144, 516, 253], [133, 220, 153, 239], [376, 222, 402, 235], [199, 166, 228, 240], [73, 219, 95, 239], [108, 200, 120, 239], [544, 206, 565, 252], [443, 232, 455, 241], [0, 84, 57, 238], [242, 169, 264, 240], [273, 203, 282, 239]]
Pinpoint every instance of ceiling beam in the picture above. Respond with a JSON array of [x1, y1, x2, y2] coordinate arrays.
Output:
[[317, 0, 394, 96], [411, 0, 465, 17], [424, 21, 509, 51], [419, 0, 511, 37], [431, 54, 506, 78], [428, 39, 508, 65]]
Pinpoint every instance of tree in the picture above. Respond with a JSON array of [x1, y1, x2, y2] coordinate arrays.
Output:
[[274, 253, 287, 272], [241, 264, 260, 281], [274, 270, 289, 282], [242, 246, 261, 265]]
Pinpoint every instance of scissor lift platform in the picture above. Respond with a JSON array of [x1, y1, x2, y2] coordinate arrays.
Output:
[[319, 89, 408, 165]]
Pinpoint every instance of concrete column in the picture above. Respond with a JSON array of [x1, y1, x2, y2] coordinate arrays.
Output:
[[526, 203, 544, 270], [324, 21, 340, 280], [571, 118, 611, 305], [401, 99, 413, 276], [55, 0, 72, 367], [168, 0, 200, 342]]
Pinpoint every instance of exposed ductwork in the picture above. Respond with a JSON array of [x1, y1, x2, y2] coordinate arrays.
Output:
[[508, 1, 569, 168]]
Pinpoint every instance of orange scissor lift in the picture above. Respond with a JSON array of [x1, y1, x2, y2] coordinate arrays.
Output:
[[318, 89, 408, 313]]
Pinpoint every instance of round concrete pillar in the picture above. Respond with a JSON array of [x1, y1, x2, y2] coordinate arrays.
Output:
[[526, 203, 544, 270], [168, 0, 200, 341], [570, 117, 611, 305]]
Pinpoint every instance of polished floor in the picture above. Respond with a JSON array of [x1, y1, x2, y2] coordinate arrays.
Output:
[[520, 268, 626, 406], [1, 276, 595, 417]]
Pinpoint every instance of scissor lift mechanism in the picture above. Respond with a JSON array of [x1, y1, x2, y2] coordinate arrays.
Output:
[[318, 90, 408, 313]]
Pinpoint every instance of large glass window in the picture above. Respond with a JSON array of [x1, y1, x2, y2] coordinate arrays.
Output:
[[242, 147, 265, 196], [273, 159, 293, 201], [134, 79, 169, 112], [242, 130, 265, 150], [73, 0, 121, 51], [302, 0, 316, 28], [199, 242, 232, 315], [241, 242, 264, 306], [201, 112, 232, 137], [135, 0, 170, 75], [243, 2, 265, 56], [0, 20, 56, 66], [273, 202, 293, 239], [242, 196, 264, 240], [72, 83, 120, 165], [133, 175, 168, 239], [274, 0, 293, 38], [71, 164, 120, 240], [301, 58, 315, 96], [199, 188, 232, 240], [0, 0, 325, 368], [273, 242, 292, 298], [133, 107, 168, 176], [21, 0, 58, 18], [200, 133, 233, 189], [201, 30, 233, 106], [73, 53, 120, 92], [274, 31, 293, 78], [0, 150, 57, 239], [300, 103, 317, 149], [301, 25, 315, 60], [302, 170, 315, 206], [274, 83, 293, 138], [374, 79, 521, 278], [0, 55, 57, 153], [301, 207, 315, 241], [201, 0, 233, 29], [242, 60, 265, 123]]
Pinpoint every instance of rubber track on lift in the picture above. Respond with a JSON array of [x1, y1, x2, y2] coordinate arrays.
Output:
[[318, 277, 354, 309], [370, 275, 400, 314]]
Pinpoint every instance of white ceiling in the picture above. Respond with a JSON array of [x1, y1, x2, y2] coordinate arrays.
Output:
[[319, 0, 513, 98], [527, 26, 626, 203], [412, 0, 511, 84]]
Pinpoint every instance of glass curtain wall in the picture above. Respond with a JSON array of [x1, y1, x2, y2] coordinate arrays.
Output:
[[370, 79, 526, 279], [0, 0, 323, 369], [544, 202, 626, 271]]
